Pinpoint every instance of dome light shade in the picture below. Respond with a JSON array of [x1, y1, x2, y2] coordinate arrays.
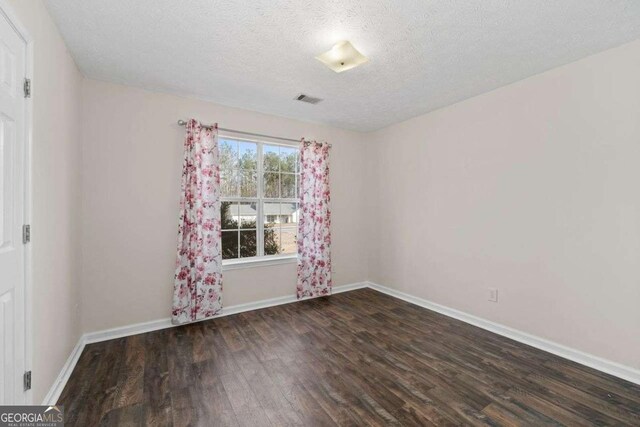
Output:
[[315, 41, 368, 73]]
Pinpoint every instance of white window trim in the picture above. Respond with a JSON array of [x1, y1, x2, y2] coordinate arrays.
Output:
[[220, 134, 299, 269], [223, 254, 297, 271]]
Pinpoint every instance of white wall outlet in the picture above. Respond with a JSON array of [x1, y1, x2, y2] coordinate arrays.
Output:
[[488, 287, 498, 302]]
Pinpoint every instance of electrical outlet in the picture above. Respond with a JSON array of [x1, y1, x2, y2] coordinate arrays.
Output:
[[488, 288, 498, 302]]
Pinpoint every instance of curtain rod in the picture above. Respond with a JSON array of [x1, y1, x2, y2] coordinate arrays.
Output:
[[177, 120, 331, 146]]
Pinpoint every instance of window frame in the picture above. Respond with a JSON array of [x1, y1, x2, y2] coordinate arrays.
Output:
[[219, 134, 299, 269]]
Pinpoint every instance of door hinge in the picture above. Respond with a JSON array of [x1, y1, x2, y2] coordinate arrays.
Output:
[[22, 224, 30, 244], [23, 78, 31, 98], [24, 371, 31, 391]]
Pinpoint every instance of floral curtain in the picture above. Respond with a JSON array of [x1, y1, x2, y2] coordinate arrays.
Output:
[[172, 119, 223, 324], [297, 140, 332, 299]]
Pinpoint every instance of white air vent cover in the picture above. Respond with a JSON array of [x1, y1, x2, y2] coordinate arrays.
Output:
[[295, 94, 323, 104]]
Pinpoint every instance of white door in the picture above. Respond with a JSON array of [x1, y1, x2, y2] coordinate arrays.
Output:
[[0, 9, 27, 405]]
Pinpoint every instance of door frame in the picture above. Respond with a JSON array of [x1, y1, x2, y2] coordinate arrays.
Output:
[[0, 0, 34, 404]]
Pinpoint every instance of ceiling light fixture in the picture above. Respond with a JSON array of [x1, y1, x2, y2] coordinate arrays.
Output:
[[315, 40, 368, 73]]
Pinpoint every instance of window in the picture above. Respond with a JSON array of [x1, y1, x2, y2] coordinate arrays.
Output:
[[220, 137, 300, 264]]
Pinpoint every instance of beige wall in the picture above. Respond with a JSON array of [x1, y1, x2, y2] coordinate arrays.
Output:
[[7, 0, 83, 403], [368, 40, 640, 369], [80, 79, 369, 333]]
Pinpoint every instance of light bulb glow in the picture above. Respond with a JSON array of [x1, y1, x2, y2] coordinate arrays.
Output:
[[315, 40, 368, 73]]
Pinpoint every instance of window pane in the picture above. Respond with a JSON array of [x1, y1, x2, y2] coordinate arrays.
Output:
[[222, 230, 239, 259], [221, 202, 238, 229], [238, 202, 257, 228], [280, 227, 297, 254], [264, 225, 280, 255], [219, 139, 238, 170], [281, 173, 297, 199], [238, 141, 257, 170], [221, 140, 300, 263], [263, 145, 280, 171], [264, 172, 280, 198], [239, 169, 257, 197], [280, 146, 298, 172], [263, 201, 280, 255], [221, 170, 238, 197], [239, 230, 257, 257]]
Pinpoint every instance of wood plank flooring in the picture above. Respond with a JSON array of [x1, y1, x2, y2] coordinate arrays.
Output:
[[58, 288, 640, 426]]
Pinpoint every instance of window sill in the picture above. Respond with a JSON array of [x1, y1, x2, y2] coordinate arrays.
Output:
[[222, 255, 297, 271]]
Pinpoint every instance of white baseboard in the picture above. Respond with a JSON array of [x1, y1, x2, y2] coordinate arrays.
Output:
[[41, 336, 86, 405], [366, 281, 640, 385], [82, 281, 368, 344], [43, 279, 639, 404], [42, 281, 368, 404]]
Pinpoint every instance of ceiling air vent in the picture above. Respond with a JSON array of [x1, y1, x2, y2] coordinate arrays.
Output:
[[295, 94, 323, 104]]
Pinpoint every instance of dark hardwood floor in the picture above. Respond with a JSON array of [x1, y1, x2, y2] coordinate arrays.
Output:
[[58, 288, 640, 426]]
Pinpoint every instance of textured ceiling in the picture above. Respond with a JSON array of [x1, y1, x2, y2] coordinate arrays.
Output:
[[45, 1, 640, 132]]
